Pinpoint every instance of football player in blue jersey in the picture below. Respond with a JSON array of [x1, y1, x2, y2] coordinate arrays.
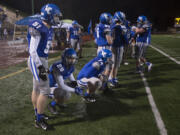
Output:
[[77, 49, 112, 102], [27, 4, 62, 130], [108, 11, 128, 87], [94, 12, 113, 53], [94, 12, 113, 92], [47, 48, 83, 114], [135, 15, 152, 73], [66, 20, 82, 58]]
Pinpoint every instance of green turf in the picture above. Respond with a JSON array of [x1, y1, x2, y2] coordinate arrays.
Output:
[[0, 36, 180, 135], [151, 34, 180, 61]]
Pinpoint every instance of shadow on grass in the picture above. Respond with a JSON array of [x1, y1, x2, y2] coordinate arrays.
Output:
[[51, 87, 148, 128]]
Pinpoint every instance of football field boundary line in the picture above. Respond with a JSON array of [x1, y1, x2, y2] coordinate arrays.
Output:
[[150, 45, 180, 65], [140, 72, 168, 135], [0, 56, 60, 81]]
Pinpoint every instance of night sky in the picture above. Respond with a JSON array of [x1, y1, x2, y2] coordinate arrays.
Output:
[[0, 0, 180, 31]]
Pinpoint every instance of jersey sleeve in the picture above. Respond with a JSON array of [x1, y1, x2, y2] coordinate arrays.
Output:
[[52, 66, 75, 93], [28, 26, 42, 67], [104, 25, 111, 35]]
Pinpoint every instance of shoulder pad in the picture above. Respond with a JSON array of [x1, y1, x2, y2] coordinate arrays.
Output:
[[29, 20, 43, 31]]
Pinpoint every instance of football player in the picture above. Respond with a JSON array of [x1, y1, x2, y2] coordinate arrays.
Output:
[[27, 4, 62, 130], [108, 11, 128, 87], [77, 49, 112, 102], [66, 20, 82, 58], [47, 48, 83, 114], [135, 15, 152, 73], [94, 13, 113, 92]]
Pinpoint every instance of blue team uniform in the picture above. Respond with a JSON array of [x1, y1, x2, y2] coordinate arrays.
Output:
[[69, 27, 80, 40], [77, 57, 106, 80], [49, 61, 75, 87], [94, 23, 111, 46], [124, 20, 131, 42], [111, 24, 127, 47], [27, 20, 53, 58], [136, 23, 150, 43], [146, 22, 152, 45]]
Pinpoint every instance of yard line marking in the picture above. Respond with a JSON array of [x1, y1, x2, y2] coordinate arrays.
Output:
[[140, 72, 168, 135], [150, 45, 180, 65], [0, 68, 28, 80], [0, 56, 60, 81]]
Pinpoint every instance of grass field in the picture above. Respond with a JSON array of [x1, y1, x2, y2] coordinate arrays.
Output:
[[0, 34, 180, 135]]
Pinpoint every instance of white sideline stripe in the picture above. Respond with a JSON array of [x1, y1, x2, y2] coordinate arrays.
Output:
[[150, 45, 180, 65], [140, 72, 168, 135]]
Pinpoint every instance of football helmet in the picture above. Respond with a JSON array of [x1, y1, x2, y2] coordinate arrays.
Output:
[[72, 20, 79, 27], [137, 15, 147, 24], [40, 4, 62, 25], [98, 49, 112, 63], [99, 13, 112, 24], [62, 48, 78, 66], [113, 11, 126, 23]]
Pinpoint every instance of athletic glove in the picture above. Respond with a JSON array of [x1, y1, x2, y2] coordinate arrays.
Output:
[[70, 81, 78, 88], [75, 86, 83, 96], [38, 65, 47, 81]]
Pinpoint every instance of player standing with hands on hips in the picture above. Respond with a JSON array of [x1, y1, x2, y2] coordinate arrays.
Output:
[[27, 4, 62, 130]]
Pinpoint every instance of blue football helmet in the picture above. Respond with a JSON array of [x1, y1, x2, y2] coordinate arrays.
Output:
[[40, 4, 62, 25], [72, 20, 79, 27], [114, 11, 126, 23], [62, 48, 78, 66], [99, 13, 112, 24], [98, 49, 112, 62], [137, 15, 147, 24]]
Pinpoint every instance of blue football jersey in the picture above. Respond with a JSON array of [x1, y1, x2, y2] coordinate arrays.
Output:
[[124, 20, 131, 41], [49, 61, 75, 87], [27, 19, 53, 57], [77, 57, 106, 80], [136, 23, 150, 43], [146, 23, 152, 45], [94, 23, 111, 46], [69, 27, 80, 39], [111, 24, 127, 47]]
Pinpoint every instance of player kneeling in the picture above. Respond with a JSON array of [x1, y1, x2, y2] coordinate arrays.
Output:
[[48, 48, 83, 114], [77, 49, 112, 102]]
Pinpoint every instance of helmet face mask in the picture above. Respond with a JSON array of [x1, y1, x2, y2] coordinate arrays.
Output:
[[65, 57, 77, 65], [62, 48, 77, 66]]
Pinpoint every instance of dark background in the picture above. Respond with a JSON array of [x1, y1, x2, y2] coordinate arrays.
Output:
[[0, 0, 180, 31]]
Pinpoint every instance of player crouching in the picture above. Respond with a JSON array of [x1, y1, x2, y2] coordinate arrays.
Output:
[[48, 48, 83, 114], [77, 49, 112, 102]]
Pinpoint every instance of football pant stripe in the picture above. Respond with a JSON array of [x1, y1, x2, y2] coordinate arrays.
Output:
[[30, 56, 39, 81]]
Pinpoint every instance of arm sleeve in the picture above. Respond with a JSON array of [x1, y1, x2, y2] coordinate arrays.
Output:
[[53, 67, 75, 93], [69, 73, 76, 82], [29, 27, 42, 67]]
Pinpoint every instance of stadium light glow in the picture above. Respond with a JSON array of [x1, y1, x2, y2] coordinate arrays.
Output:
[[175, 18, 180, 24]]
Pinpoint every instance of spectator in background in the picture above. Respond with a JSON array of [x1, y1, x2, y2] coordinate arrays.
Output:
[[3, 28, 8, 40], [15, 10, 19, 18]]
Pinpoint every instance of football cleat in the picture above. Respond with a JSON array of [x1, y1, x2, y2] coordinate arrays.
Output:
[[35, 114, 49, 122], [47, 104, 59, 115], [35, 118, 49, 130], [83, 94, 96, 103], [109, 78, 118, 87]]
